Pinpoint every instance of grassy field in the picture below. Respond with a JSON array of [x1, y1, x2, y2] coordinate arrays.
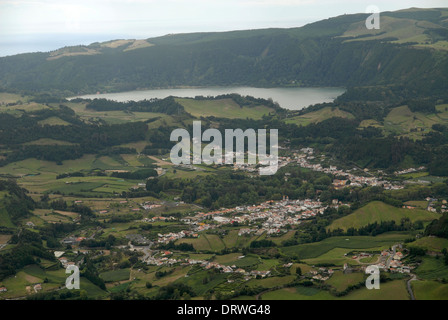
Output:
[[407, 237, 448, 253], [302, 247, 361, 266], [0, 154, 145, 196], [100, 268, 131, 282], [281, 233, 410, 259], [37, 117, 71, 126], [359, 119, 382, 128], [62, 101, 169, 125], [326, 271, 365, 292], [403, 200, 429, 209], [412, 280, 448, 300], [0, 203, 15, 228], [177, 233, 226, 252], [176, 98, 274, 120], [414, 256, 448, 280], [354, 104, 448, 140], [0, 92, 28, 104], [340, 280, 409, 300], [23, 138, 77, 146], [246, 275, 296, 289], [173, 268, 228, 296], [0, 264, 109, 299], [327, 201, 439, 232], [262, 286, 335, 300], [285, 107, 354, 127]]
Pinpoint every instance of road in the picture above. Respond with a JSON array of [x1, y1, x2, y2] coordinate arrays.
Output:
[[385, 245, 398, 268], [407, 274, 418, 300]]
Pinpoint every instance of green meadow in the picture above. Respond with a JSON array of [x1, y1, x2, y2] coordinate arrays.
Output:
[[412, 281, 448, 300], [281, 233, 410, 259], [327, 201, 439, 232], [176, 98, 274, 120], [407, 237, 448, 253], [285, 107, 354, 127], [414, 256, 448, 281]]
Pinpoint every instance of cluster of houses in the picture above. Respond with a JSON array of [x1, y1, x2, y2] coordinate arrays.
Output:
[[141, 216, 177, 223], [139, 197, 347, 251], [62, 236, 87, 246], [295, 148, 404, 190], [395, 167, 426, 175], [141, 203, 162, 211], [126, 234, 151, 246], [157, 230, 199, 244], [308, 268, 335, 282], [181, 198, 335, 237], [372, 248, 412, 274], [147, 254, 271, 279], [384, 250, 411, 273], [426, 198, 448, 213]]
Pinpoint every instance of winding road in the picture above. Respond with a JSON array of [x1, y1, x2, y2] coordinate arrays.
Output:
[[407, 274, 418, 300]]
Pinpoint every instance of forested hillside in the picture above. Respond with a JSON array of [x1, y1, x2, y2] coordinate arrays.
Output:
[[0, 8, 447, 96]]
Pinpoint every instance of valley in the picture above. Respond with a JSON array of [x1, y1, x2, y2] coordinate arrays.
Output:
[[0, 7, 448, 302]]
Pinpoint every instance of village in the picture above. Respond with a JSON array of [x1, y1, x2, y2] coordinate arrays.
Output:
[[129, 196, 350, 270]]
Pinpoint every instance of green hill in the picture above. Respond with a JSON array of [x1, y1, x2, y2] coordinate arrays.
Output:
[[0, 202, 15, 229], [327, 201, 440, 232], [0, 8, 447, 95], [407, 236, 448, 253], [285, 107, 355, 126]]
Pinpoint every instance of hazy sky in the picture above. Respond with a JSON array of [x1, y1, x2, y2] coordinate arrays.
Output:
[[0, 0, 447, 56]]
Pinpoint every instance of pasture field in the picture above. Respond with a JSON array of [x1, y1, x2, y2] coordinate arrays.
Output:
[[281, 233, 410, 259], [23, 138, 77, 146], [255, 258, 278, 271], [33, 209, 72, 224], [407, 237, 448, 253], [403, 200, 428, 209], [327, 201, 439, 232], [354, 104, 448, 140], [326, 271, 365, 292], [414, 256, 448, 280], [302, 248, 360, 266], [62, 101, 169, 125], [340, 15, 431, 44], [0, 92, 28, 104], [37, 117, 71, 126], [412, 280, 448, 300], [246, 275, 296, 289], [0, 234, 11, 244], [177, 234, 226, 252], [0, 265, 109, 300], [340, 280, 409, 300], [359, 255, 379, 264], [383, 105, 448, 139], [174, 269, 228, 296], [359, 119, 382, 128], [269, 231, 296, 246], [176, 98, 274, 120], [0, 204, 15, 228], [0, 154, 150, 196], [285, 107, 354, 127], [100, 268, 131, 282], [213, 253, 243, 265], [262, 286, 335, 300]]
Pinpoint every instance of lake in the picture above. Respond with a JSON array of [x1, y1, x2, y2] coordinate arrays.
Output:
[[75, 86, 345, 110]]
